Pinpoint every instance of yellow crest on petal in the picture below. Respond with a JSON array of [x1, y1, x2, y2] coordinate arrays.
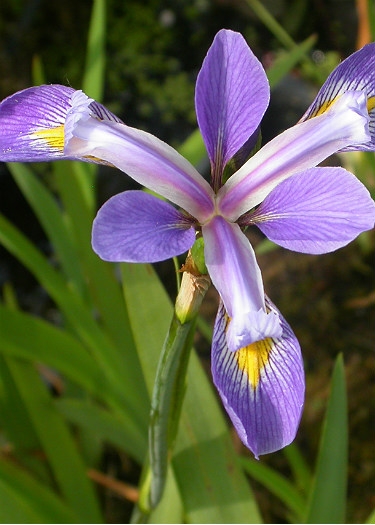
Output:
[[312, 99, 335, 117], [31, 124, 65, 150], [367, 96, 375, 112], [310, 94, 375, 118], [236, 338, 273, 390]]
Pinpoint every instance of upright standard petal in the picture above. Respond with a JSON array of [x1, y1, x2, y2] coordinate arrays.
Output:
[[195, 29, 269, 188], [301, 42, 375, 150], [202, 216, 281, 351], [65, 104, 215, 222], [218, 90, 371, 221], [245, 166, 375, 254], [92, 190, 196, 262], [211, 298, 304, 458]]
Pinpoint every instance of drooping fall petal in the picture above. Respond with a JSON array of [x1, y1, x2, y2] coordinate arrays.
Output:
[[0, 85, 121, 162], [92, 190, 196, 262], [246, 166, 375, 254], [211, 298, 304, 458], [0, 85, 74, 161], [300, 42, 375, 151]]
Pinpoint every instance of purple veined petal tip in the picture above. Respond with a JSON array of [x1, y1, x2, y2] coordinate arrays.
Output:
[[195, 29, 270, 179], [0, 84, 125, 164], [0, 84, 75, 162], [301, 42, 375, 151], [211, 298, 304, 458], [92, 190, 196, 263]]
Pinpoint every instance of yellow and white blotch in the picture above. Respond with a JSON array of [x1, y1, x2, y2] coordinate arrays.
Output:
[[211, 297, 305, 458]]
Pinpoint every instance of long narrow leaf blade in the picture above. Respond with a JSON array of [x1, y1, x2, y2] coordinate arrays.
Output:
[[282, 443, 312, 496], [2, 357, 102, 522], [82, 0, 106, 101], [8, 162, 87, 296], [55, 398, 147, 464], [240, 456, 306, 521], [0, 212, 148, 426], [0, 458, 78, 524], [305, 354, 348, 523], [267, 35, 317, 88], [52, 164, 149, 417], [0, 305, 132, 412]]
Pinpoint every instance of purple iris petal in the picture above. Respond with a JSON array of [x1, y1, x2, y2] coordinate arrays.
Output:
[[218, 90, 370, 221], [211, 298, 304, 458], [0, 85, 74, 161], [247, 166, 375, 254], [301, 42, 375, 151], [65, 106, 215, 222], [0, 85, 123, 163], [202, 216, 282, 351], [89, 100, 123, 124], [92, 190, 196, 262], [195, 29, 269, 187]]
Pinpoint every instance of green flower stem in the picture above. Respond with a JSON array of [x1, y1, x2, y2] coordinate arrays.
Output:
[[147, 254, 210, 510]]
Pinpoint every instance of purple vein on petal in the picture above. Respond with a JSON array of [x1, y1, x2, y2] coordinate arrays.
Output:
[[195, 29, 269, 187], [66, 111, 215, 222], [211, 297, 304, 458], [300, 42, 375, 151], [92, 190, 196, 262], [218, 90, 370, 221], [246, 166, 375, 254], [0, 85, 75, 161]]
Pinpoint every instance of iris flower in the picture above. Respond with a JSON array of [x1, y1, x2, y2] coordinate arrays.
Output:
[[1, 30, 375, 458]]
